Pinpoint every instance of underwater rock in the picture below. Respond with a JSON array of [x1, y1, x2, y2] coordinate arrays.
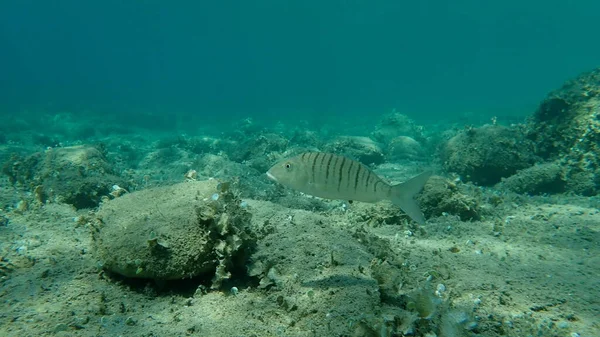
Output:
[[563, 169, 599, 196], [196, 153, 278, 201], [1, 144, 125, 209], [350, 203, 415, 228], [229, 133, 289, 172], [324, 136, 384, 166], [139, 145, 187, 169], [288, 129, 323, 149], [386, 136, 424, 161], [371, 112, 425, 145], [526, 67, 600, 195], [440, 125, 537, 185], [151, 135, 232, 156], [417, 176, 481, 221], [91, 179, 255, 288], [527, 68, 600, 158], [497, 162, 566, 195]]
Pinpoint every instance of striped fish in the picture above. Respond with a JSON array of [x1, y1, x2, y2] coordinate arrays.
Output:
[[267, 152, 431, 224]]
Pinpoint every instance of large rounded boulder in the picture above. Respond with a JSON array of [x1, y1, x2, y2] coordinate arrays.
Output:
[[440, 125, 537, 185], [91, 179, 255, 288], [324, 136, 384, 166]]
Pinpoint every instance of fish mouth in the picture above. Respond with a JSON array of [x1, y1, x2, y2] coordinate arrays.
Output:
[[266, 171, 277, 182]]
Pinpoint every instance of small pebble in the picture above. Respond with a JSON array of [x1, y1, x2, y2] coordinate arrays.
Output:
[[53, 323, 68, 333], [125, 316, 137, 326], [0, 215, 8, 226], [435, 283, 446, 297]]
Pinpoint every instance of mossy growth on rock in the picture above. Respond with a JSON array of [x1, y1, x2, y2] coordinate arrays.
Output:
[[440, 125, 538, 186], [324, 136, 385, 166], [91, 179, 256, 289], [497, 162, 566, 195], [526, 67, 600, 195], [1, 144, 125, 209], [417, 176, 481, 221]]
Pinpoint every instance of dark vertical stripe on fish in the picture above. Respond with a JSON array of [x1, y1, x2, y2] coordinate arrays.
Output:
[[330, 155, 338, 189], [309, 152, 319, 183], [338, 157, 346, 192], [325, 154, 333, 185], [354, 164, 362, 191], [311, 153, 320, 183], [346, 160, 354, 190], [374, 180, 383, 193], [365, 171, 372, 192], [306, 153, 312, 180], [319, 153, 327, 175], [359, 165, 366, 192]]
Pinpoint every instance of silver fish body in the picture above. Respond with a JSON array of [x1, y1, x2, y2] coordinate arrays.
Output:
[[267, 152, 431, 224]]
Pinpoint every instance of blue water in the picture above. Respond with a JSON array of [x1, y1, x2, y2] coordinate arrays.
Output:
[[1, 1, 599, 126]]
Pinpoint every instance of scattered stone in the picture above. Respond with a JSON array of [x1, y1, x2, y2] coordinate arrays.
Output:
[[0, 214, 8, 227], [125, 316, 137, 326], [53, 323, 69, 333]]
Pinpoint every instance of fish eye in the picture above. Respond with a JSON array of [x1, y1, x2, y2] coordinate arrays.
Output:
[[285, 163, 292, 169]]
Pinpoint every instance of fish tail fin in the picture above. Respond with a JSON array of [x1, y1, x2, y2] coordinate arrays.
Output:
[[390, 171, 432, 225]]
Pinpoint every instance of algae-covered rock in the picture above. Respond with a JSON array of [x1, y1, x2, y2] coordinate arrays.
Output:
[[2, 144, 125, 209], [288, 129, 323, 149], [386, 136, 424, 161], [324, 136, 384, 165], [497, 162, 566, 195], [371, 112, 425, 145], [440, 125, 537, 185], [350, 203, 414, 228], [527, 68, 600, 158], [229, 133, 289, 170], [417, 176, 481, 221], [91, 179, 255, 287], [526, 67, 600, 195]]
